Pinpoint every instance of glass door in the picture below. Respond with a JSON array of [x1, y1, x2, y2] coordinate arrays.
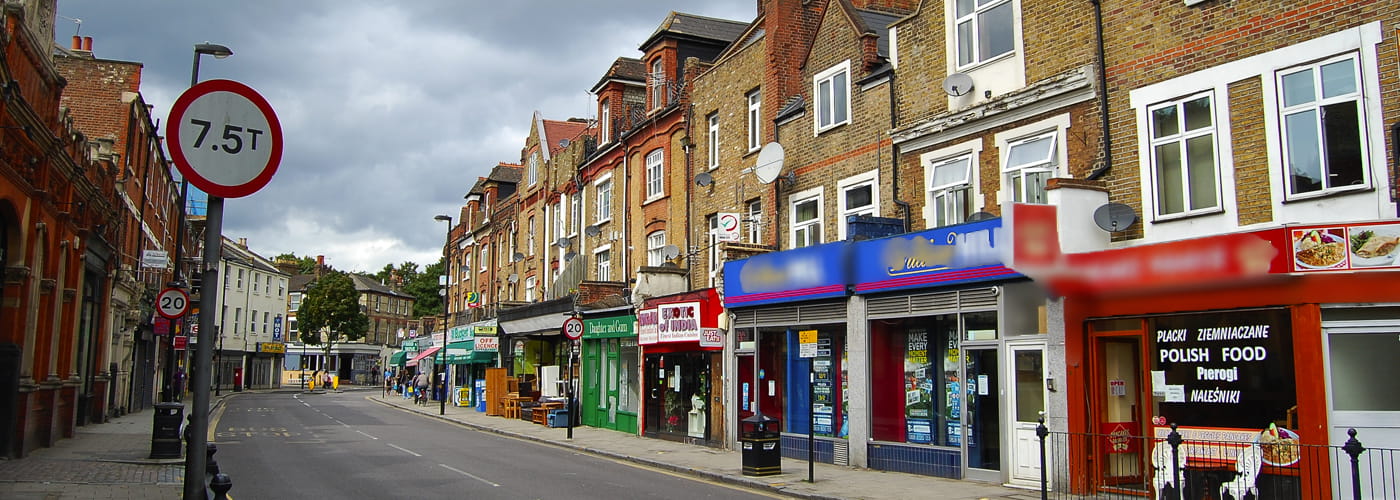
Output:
[[964, 347, 1001, 479], [1093, 336, 1146, 491]]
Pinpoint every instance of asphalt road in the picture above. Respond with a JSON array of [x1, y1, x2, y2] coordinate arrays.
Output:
[[212, 390, 776, 499]]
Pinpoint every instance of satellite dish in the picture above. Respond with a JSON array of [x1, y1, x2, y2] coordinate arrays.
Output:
[[967, 211, 996, 222], [511, 252, 525, 262], [694, 171, 713, 187], [1092, 203, 1138, 232], [661, 244, 680, 260], [564, 251, 578, 261], [754, 142, 785, 184], [508, 273, 519, 283], [558, 139, 570, 148], [585, 224, 602, 237], [942, 73, 974, 97], [555, 237, 571, 249]]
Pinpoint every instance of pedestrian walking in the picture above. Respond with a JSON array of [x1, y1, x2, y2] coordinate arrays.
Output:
[[414, 372, 429, 405]]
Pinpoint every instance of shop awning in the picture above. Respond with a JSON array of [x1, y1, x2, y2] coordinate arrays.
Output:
[[444, 341, 497, 365], [406, 346, 441, 367], [388, 351, 407, 367]]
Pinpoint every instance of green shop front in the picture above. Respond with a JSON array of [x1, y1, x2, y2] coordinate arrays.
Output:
[[580, 309, 639, 433], [445, 321, 500, 408]]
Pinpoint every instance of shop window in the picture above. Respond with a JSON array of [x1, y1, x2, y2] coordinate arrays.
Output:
[[1328, 333, 1400, 411], [871, 315, 961, 446], [782, 328, 847, 438], [963, 310, 998, 341], [620, 341, 639, 413]]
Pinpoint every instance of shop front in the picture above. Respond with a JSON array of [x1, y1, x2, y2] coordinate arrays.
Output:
[[581, 309, 639, 433], [724, 241, 851, 464], [639, 290, 725, 446], [852, 218, 1041, 482], [499, 297, 574, 410], [1017, 212, 1400, 498]]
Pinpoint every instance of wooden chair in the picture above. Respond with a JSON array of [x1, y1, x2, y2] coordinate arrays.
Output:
[[502, 393, 521, 419]]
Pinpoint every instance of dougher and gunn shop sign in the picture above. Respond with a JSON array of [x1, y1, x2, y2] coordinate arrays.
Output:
[[1149, 308, 1295, 433]]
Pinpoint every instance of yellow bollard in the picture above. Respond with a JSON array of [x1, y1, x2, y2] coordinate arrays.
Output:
[[332, 376, 339, 390]]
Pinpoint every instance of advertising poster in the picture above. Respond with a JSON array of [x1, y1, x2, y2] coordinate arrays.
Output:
[[813, 334, 836, 436], [944, 334, 961, 445], [905, 329, 933, 443]]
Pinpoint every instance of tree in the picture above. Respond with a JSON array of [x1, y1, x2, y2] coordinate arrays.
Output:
[[297, 271, 368, 364], [274, 253, 318, 274], [369, 259, 445, 318]]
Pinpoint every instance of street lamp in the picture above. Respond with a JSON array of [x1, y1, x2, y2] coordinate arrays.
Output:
[[183, 41, 232, 500], [165, 42, 232, 404], [434, 214, 452, 416]]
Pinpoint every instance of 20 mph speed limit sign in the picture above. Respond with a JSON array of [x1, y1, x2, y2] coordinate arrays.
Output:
[[156, 287, 190, 319], [562, 317, 584, 340], [168, 79, 283, 198]]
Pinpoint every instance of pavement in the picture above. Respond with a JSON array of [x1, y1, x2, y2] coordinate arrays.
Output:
[[0, 387, 1044, 500]]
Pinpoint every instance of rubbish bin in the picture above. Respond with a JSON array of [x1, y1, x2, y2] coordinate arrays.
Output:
[[474, 380, 486, 412], [150, 402, 184, 459], [739, 411, 781, 476]]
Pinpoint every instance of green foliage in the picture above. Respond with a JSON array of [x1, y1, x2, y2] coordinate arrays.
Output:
[[369, 259, 445, 319], [297, 271, 367, 346], [274, 253, 318, 274]]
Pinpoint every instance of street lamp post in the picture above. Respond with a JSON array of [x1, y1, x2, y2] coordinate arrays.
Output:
[[182, 42, 232, 500], [434, 215, 452, 416]]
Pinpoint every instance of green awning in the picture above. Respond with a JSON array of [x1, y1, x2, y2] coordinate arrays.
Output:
[[445, 341, 497, 365], [388, 351, 407, 366]]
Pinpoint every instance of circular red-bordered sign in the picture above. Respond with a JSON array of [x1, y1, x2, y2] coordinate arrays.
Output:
[[167, 79, 283, 198], [156, 287, 190, 319], [562, 316, 584, 340]]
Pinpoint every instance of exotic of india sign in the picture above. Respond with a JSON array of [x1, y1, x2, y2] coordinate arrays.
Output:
[[656, 302, 701, 343]]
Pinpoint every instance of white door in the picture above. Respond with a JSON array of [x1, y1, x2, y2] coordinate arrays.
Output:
[[1008, 343, 1048, 487], [1326, 328, 1400, 498]]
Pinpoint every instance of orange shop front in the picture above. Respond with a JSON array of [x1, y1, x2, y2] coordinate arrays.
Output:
[[638, 289, 725, 447]]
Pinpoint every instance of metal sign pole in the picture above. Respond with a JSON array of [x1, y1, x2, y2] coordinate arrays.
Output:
[[184, 196, 223, 499], [566, 341, 575, 440], [808, 370, 815, 483]]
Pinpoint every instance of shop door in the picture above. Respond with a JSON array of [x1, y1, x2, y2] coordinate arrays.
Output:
[[1008, 343, 1047, 486], [737, 353, 755, 422], [604, 340, 621, 426], [582, 341, 601, 427], [1093, 336, 1146, 491], [964, 347, 1001, 480], [1326, 328, 1400, 498], [644, 355, 662, 434]]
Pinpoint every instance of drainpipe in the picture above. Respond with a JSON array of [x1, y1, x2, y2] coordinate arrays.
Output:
[[1392, 121, 1399, 216], [1087, 0, 1113, 180], [887, 69, 910, 232]]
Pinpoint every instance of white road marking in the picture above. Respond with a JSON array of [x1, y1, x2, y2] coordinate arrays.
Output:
[[387, 443, 421, 457], [356, 430, 377, 439], [440, 464, 500, 487]]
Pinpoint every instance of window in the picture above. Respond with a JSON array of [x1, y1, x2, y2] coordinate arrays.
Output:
[[789, 188, 823, 248], [570, 192, 582, 235], [838, 171, 879, 240], [600, 98, 611, 144], [289, 292, 301, 312], [527, 153, 539, 186], [250, 309, 257, 336], [645, 149, 664, 199], [707, 113, 720, 170], [746, 199, 762, 244], [237, 268, 244, 289], [647, 231, 667, 266], [264, 312, 270, 334], [1003, 131, 1057, 204], [747, 90, 762, 151], [464, 251, 473, 276], [1149, 93, 1219, 216], [929, 155, 974, 227], [252, 274, 259, 293], [1278, 53, 1367, 198], [233, 307, 242, 336], [525, 276, 536, 302], [527, 217, 536, 255], [278, 279, 285, 296], [595, 248, 611, 282], [650, 58, 665, 109], [814, 62, 850, 132], [955, 0, 1015, 68], [479, 244, 488, 272], [594, 177, 613, 223], [266, 276, 272, 295], [707, 214, 721, 288]]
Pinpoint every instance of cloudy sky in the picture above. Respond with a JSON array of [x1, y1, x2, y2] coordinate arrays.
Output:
[[56, 0, 755, 273]]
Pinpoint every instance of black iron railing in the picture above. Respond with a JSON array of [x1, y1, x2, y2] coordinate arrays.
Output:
[[1036, 420, 1398, 499]]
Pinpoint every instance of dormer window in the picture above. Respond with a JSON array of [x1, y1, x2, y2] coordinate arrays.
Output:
[[650, 58, 665, 110], [600, 98, 611, 144]]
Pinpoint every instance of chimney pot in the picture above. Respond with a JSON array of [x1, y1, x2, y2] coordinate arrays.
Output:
[[71, 36, 81, 50], [82, 36, 93, 52], [238, 237, 248, 248]]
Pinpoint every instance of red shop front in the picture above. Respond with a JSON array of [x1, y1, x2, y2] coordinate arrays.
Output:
[[638, 289, 726, 446], [1013, 207, 1400, 499]]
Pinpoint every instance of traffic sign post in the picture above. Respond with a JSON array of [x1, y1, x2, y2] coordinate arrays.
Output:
[[169, 79, 281, 500], [562, 316, 583, 440], [156, 288, 190, 319], [562, 317, 584, 340]]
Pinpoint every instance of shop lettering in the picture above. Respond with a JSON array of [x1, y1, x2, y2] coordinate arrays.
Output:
[[1189, 387, 1242, 404], [1196, 366, 1239, 382], [1196, 324, 1269, 341], [1159, 347, 1209, 363], [1156, 329, 1187, 342], [638, 309, 658, 326], [1221, 346, 1266, 362]]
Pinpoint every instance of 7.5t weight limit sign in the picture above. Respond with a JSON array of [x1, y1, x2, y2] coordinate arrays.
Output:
[[167, 79, 283, 198]]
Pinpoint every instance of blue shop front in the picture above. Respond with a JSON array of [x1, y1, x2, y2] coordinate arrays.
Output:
[[724, 218, 1048, 484]]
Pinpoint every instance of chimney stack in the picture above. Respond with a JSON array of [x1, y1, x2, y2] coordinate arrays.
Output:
[[237, 237, 248, 248]]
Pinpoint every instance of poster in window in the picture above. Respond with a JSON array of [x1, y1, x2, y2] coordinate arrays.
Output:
[[905, 329, 934, 443]]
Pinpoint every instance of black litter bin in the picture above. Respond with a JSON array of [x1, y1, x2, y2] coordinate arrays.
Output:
[[740, 411, 781, 476], [150, 402, 184, 459]]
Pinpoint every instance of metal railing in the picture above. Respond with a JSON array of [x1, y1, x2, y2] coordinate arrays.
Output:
[[1035, 420, 1398, 499]]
